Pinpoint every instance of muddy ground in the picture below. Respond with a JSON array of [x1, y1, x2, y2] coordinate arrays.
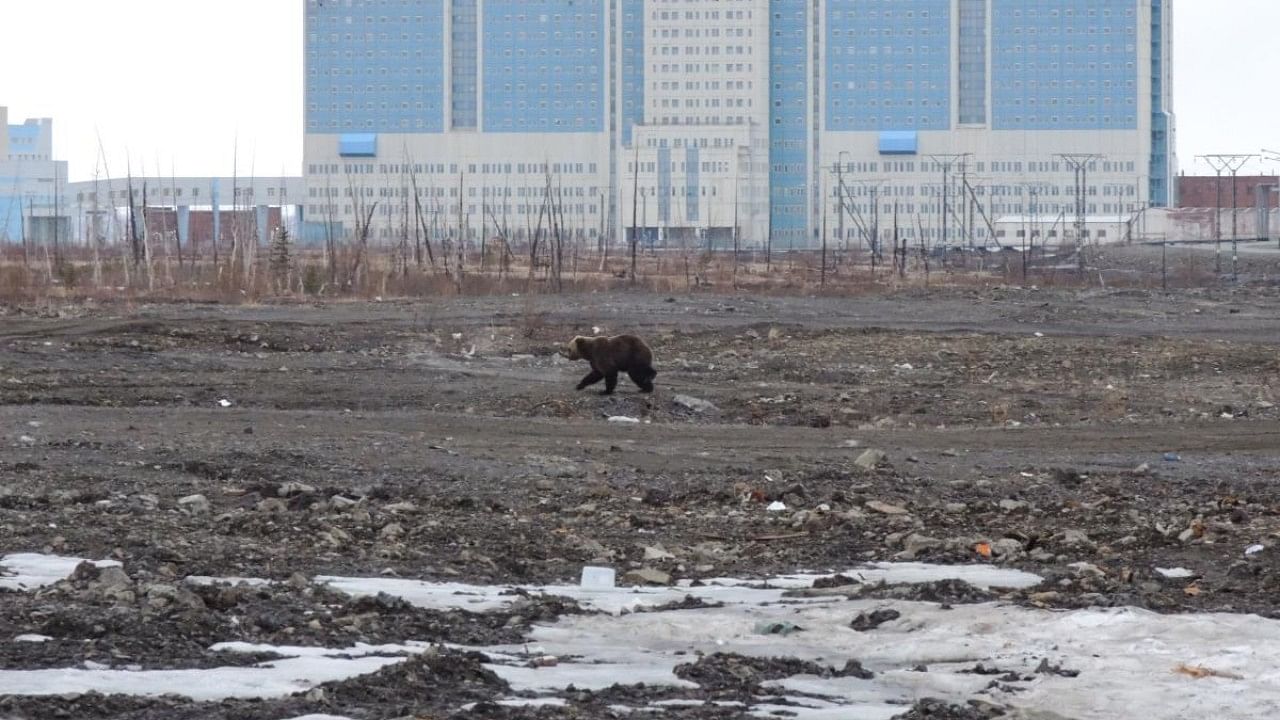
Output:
[[1, 286, 1279, 718]]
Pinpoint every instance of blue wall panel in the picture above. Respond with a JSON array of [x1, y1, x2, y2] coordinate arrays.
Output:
[[878, 130, 919, 155], [621, 0, 644, 145], [304, 0, 446, 133], [1148, 0, 1169, 206], [658, 146, 672, 224], [339, 133, 378, 157], [770, 0, 809, 244], [825, 0, 952, 132], [991, 0, 1138, 131], [482, 0, 605, 133]]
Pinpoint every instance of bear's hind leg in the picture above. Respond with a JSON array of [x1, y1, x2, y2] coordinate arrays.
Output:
[[628, 367, 656, 393], [576, 369, 604, 390]]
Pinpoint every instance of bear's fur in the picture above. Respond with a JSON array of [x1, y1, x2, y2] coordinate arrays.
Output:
[[563, 334, 657, 395]]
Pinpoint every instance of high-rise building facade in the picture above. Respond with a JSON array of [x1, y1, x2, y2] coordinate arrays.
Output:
[[303, 0, 1174, 250]]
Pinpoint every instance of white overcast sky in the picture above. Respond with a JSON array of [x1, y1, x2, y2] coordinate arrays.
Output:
[[0, 0, 1277, 181]]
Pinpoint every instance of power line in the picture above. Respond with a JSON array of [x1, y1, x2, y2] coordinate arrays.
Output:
[[1058, 154, 1102, 274], [1198, 153, 1257, 282]]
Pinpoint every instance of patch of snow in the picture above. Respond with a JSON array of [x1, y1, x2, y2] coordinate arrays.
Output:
[[317, 562, 1041, 617], [11, 561, 1280, 719], [0, 553, 121, 592], [0, 651, 404, 700], [460, 698, 568, 711]]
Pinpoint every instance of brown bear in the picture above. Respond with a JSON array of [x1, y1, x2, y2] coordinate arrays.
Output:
[[563, 334, 657, 395]]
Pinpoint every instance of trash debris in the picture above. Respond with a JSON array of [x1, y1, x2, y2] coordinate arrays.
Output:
[[1163, 452, 1181, 462], [218, 399, 233, 408], [1245, 544, 1265, 556], [579, 566, 616, 591], [1174, 663, 1243, 680], [766, 501, 787, 512], [673, 394, 718, 413], [607, 416, 640, 424], [1156, 567, 1195, 579]]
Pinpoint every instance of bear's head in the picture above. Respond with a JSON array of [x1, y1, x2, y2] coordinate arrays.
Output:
[[562, 336, 589, 361]]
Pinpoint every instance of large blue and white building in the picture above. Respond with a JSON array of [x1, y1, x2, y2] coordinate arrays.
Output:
[[0, 106, 68, 244], [303, 0, 1175, 250]]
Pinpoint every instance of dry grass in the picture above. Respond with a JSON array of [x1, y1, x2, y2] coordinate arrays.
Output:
[[0, 240, 1269, 307]]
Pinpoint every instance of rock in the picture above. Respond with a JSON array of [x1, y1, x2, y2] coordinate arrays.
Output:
[[177, 494, 210, 515], [95, 566, 133, 590], [897, 534, 942, 560], [134, 494, 160, 510], [866, 500, 909, 516], [854, 449, 887, 471], [1069, 562, 1105, 579], [999, 499, 1029, 512], [991, 538, 1024, 560], [641, 488, 672, 506], [384, 501, 419, 514], [622, 567, 671, 586], [754, 621, 804, 636], [380, 522, 406, 540], [608, 416, 641, 424], [673, 394, 718, 413], [278, 482, 317, 497], [850, 608, 901, 631], [1057, 529, 1094, 549], [256, 498, 288, 514], [643, 545, 676, 561], [943, 502, 969, 513]]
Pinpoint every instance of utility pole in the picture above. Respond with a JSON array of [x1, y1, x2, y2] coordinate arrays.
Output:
[[629, 145, 639, 284], [1058, 154, 1103, 276], [836, 153, 846, 265], [820, 171, 828, 286], [927, 154, 971, 266], [1199, 154, 1256, 283]]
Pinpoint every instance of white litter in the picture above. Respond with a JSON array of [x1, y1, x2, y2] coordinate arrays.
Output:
[[1156, 567, 1196, 579], [14, 634, 52, 643], [767, 501, 788, 512], [607, 416, 640, 424], [1246, 544, 1265, 556], [218, 399, 232, 408]]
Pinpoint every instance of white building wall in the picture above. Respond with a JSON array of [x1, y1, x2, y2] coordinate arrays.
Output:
[[303, 132, 612, 243]]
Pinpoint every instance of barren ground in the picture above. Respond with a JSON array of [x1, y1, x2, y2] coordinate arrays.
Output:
[[2, 286, 1280, 719]]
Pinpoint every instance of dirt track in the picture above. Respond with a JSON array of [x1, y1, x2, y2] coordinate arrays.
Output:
[[2, 286, 1280, 718]]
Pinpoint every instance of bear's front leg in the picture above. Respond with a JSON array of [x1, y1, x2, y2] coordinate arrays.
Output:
[[601, 371, 619, 395], [576, 369, 604, 390]]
